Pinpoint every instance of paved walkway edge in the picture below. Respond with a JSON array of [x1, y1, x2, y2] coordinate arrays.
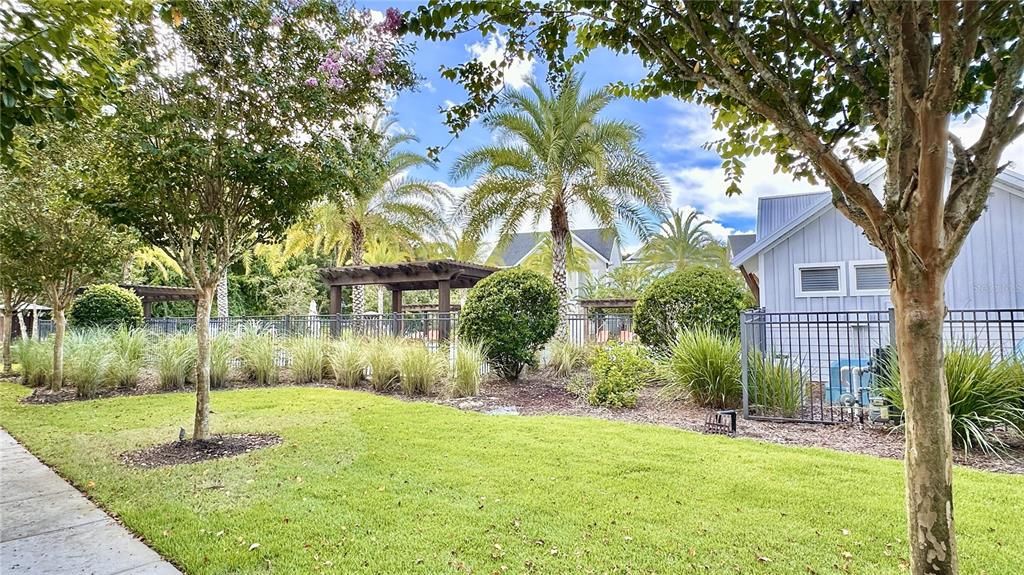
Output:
[[1, 428, 183, 574]]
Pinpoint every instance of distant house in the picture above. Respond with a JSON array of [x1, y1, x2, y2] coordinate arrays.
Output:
[[488, 228, 623, 299], [729, 162, 1024, 313]]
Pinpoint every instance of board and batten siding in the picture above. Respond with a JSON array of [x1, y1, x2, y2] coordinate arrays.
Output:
[[760, 186, 1024, 313]]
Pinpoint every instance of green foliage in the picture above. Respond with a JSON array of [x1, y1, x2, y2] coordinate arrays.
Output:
[[64, 329, 111, 399], [288, 337, 328, 384], [153, 333, 195, 391], [14, 338, 52, 387], [637, 209, 729, 273], [458, 268, 559, 380], [450, 341, 486, 398], [238, 327, 278, 386], [633, 266, 750, 351], [105, 326, 146, 389], [545, 339, 588, 379], [68, 284, 144, 330], [366, 337, 401, 391], [565, 372, 591, 398], [452, 73, 667, 292], [659, 329, 742, 409], [751, 354, 806, 419], [880, 348, 1024, 453], [327, 338, 365, 388], [209, 332, 233, 389], [397, 342, 445, 395], [580, 263, 654, 300], [587, 343, 652, 408]]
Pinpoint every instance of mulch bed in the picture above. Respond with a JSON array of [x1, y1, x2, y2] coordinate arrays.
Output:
[[437, 372, 1024, 475], [121, 434, 282, 468]]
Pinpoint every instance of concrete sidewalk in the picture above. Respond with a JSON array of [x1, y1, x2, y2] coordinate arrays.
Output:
[[1, 429, 182, 574]]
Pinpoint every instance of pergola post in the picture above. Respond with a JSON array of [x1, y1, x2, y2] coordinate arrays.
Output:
[[142, 300, 154, 318], [391, 289, 403, 336], [437, 279, 451, 341]]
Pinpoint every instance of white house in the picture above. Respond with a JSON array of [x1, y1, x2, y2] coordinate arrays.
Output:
[[488, 228, 623, 299], [729, 162, 1024, 313]]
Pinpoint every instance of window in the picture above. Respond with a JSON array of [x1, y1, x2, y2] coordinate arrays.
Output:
[[795, 262, 845, 297], [850, 260, 890, 295]]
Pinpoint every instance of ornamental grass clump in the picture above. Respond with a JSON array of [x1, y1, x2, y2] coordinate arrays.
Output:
[[659, 328, 741, 408], [397, 342, 445, 395], [288, 336, 328, 384], [751, 353, 805, 419], [65, 329, 113, 399], [449, 341, 486, 398], [210, 332, 234, 388], [546, 339, 587, 379], [153, 332, 196, 390], [14, 338, 52, 387], [880, 347, 1024, 453], [366, 337, 401, 391], [105, 326, 147, 389], [238, 327, 278, 386], [327, 337, 365, 388]]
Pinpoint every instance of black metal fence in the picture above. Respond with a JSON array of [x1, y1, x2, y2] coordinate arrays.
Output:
[[740, 308, 1024, 423], [36, 312, 635, 348]]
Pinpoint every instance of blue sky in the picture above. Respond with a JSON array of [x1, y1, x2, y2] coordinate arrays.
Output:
[[364, 2, 1022, 254]]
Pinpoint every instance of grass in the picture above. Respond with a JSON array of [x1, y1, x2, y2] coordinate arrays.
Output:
[[659, 328, 742, 408], [326, 337, 365, 388], [153, 333, 195, 390], [449, 341, 486, 397], [210, 332, 234, 389], [1, 385, 1022, 575], [237, 328, 278, 386], [106, 327, 147, 389], [397, 342, 445, 395], [286, 337, 327, 384], [13, 338, 51, 387]]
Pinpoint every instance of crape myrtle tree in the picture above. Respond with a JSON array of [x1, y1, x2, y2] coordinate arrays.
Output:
[[87, 0, 414, 441], [0, 126, 135, 389], [405, 2, 1024, 574], [0, 250, 40, 374]]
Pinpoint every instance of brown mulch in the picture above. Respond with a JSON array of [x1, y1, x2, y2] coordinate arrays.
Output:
[[121, 434, 282, 468], [436, 371, 1024, 475]]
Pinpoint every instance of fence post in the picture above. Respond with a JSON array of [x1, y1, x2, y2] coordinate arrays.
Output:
[[888, 307, 896, 351], [740, 310, 750, 419]]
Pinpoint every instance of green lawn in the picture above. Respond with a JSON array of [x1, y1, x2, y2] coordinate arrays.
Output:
[[1, 383, 1021, 574]]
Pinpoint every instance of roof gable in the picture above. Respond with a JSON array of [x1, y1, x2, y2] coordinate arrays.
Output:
[[489, 227, 618, 266]]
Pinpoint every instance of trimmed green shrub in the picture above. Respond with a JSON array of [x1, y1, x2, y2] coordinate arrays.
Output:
[[68, 284, 144, 330], [659, 328, 741, 408], [65, 330, 112, 398], [238, 327, 278, 386], [880, 348, 1024, 453], [545, 339, 588, 379], [450, 341, 486, 398], [398, 342, 444, 395], [633, 266, 751, 351], [210, 332, 234, 388], [153, 332, 196, 390], [14, 339, 52, 387], [587, 343, 652, 408], [327, 338, 365, 388], [106, 327, 147, 389], [458, 268, 559, 380], [751, 354, 805, 418], [565, 372, 591, 398], [367, 337, 401, 391], [288, 337, 327, 384]]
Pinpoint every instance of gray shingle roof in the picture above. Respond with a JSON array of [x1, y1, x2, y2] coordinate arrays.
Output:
[[727, 233, 756, 257], [489, 227, 617, 266]]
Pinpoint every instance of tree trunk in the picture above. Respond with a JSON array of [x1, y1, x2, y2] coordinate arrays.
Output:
[[350, 220, 365, 315], [1, 309, 9, 375], [50, 307, 65, 391], [193, 285, 215, 441], [892, 272, 957, 575], [216, 272, 229, 318], [550, 201, 571, 338]]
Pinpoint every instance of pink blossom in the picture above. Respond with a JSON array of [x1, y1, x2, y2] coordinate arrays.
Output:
[[270, 14, 283, 27], [304, 77, 319, 87], [327, 76, 347, 91], [381, 8, 402, 33]]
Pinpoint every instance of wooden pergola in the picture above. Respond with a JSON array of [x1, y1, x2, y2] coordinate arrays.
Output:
[[120, 284, 200, 318], [317, 260, 498, 338]]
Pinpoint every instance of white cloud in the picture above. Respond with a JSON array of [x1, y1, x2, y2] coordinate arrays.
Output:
[[466, 35, 534, 90]]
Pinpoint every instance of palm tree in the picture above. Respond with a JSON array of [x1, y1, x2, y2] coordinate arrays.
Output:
[[452, 73, 668, 332], [276, 117, 448, 314], [519, 234, 594, 278], [639, 209, 726, 273], [417, 227, 489, 264]]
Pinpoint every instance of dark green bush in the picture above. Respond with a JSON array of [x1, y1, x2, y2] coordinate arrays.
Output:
[[68, 284, 144, 329], [458, 268, 559, 380], [633, 266, 751, 350], [587, 343, 652, 408]]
